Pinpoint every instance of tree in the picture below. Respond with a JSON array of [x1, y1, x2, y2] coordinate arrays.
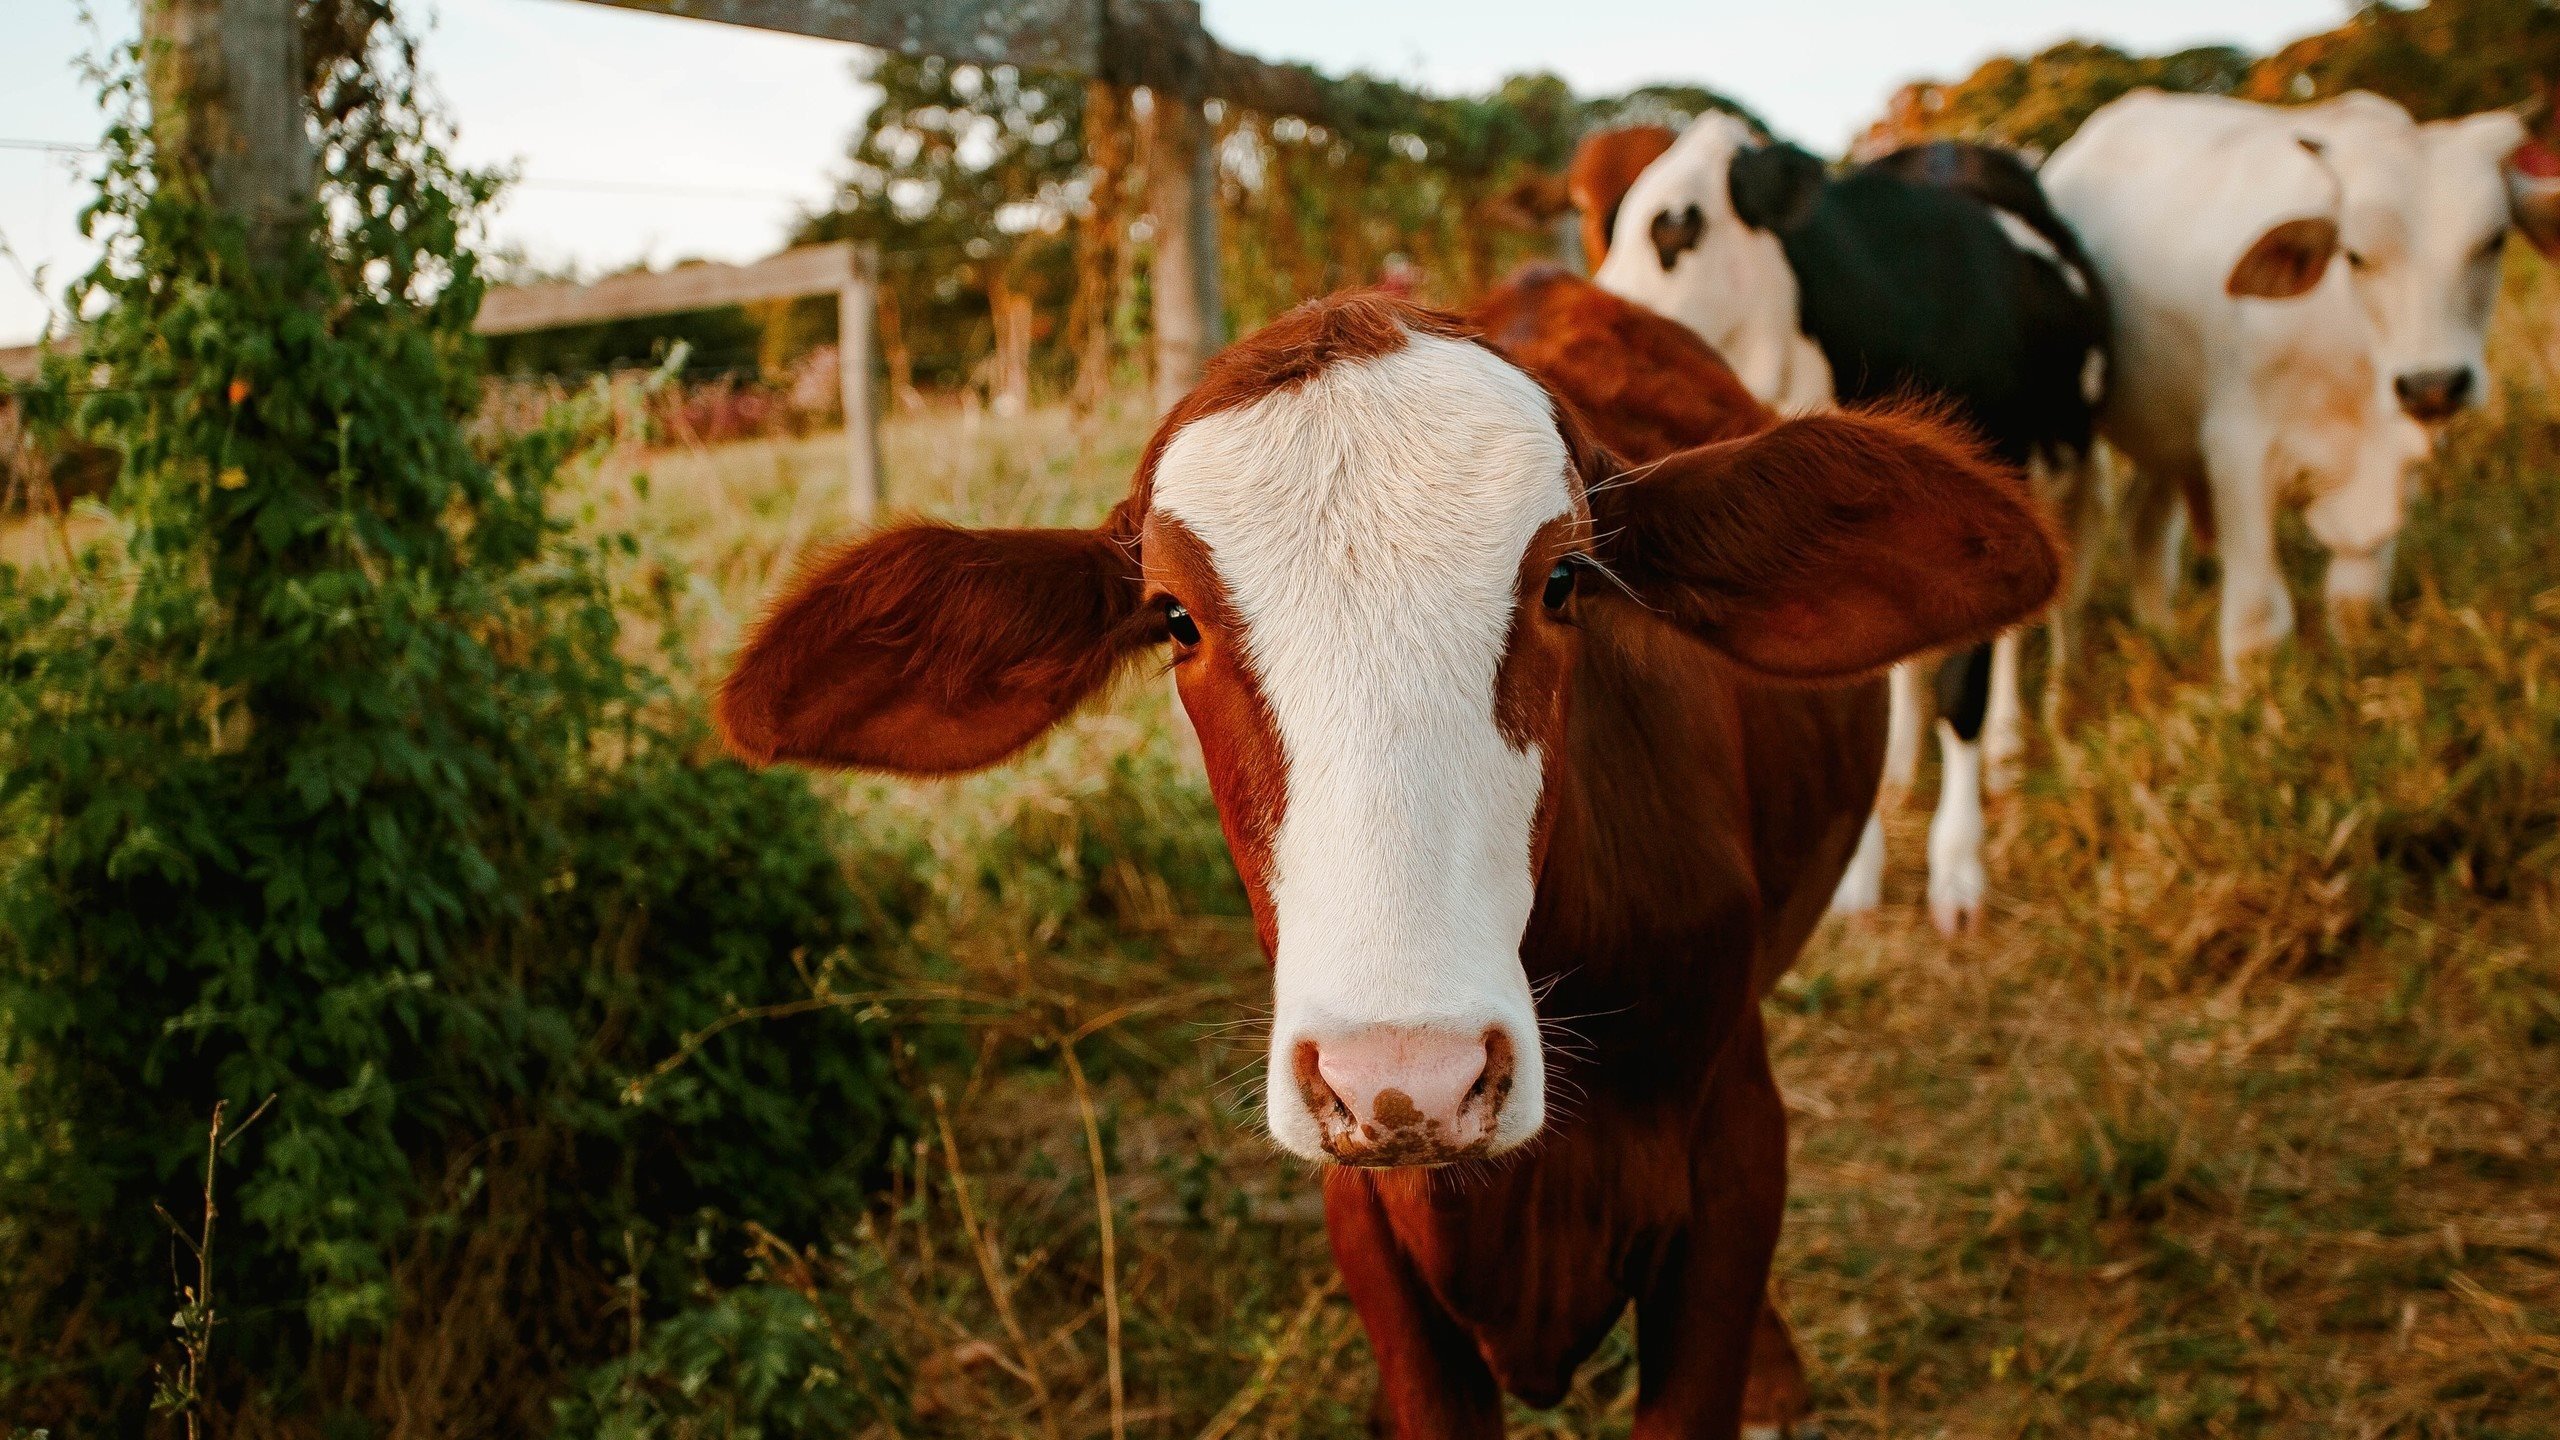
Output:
[[1857, 41, 2251, 159], [797, 52, 1087, 402], [2244, 0, 2560, 118]]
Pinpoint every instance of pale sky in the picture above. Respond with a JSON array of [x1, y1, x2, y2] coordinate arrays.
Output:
[[0, 0, 2350, 346]]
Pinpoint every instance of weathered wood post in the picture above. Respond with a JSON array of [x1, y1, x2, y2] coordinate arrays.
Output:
[[1070, 79, 1132, 411], [1135, 0, 1226, 413], [1103, 0, 1229, 769], [143, 0, 311, 268], [838, 243, 883, 523]]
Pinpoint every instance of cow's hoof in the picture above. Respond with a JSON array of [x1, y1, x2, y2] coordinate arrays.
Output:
[[1928, 859, 1985, 937]]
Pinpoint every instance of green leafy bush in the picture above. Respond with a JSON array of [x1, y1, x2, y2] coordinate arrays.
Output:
[[552, 1283, 884, 1440], [0, 10, 899, 1431]]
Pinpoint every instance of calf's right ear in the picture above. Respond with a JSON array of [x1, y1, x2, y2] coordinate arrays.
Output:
[[1589, 408, 2058, 679], [717, 520, 1159, 775], [2228, 216, 2339, 299]]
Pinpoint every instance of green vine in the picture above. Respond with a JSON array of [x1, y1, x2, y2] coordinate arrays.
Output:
[[0, 4, 901, 1429]]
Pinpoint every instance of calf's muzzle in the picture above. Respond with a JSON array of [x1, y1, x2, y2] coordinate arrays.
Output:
[[1292, 1026, 1518, 1166], [2393, 366, 2474, 423]]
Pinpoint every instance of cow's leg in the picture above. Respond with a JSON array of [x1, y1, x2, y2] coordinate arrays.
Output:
[[1826, 812, 1885, 917], [2201, 415, 2291, 681], [2324, 534, 2397, 633], [1631, 1015, 1786, 1439], [1828, 663, 1909, 918], [1982, 629, 2024, 796], [1882, 660, 1924, 792], [2041, 443, 2114, 732], [2124, 462, 2188, 636], [1926, 646, 1992, 936], [1325, 1174, 1504, 1439], [1739, 1295, 1822, 1440], [1830, 659, 1918, 916]]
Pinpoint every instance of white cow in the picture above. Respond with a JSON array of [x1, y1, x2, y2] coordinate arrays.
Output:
[[2044, 90, 2550, 673]]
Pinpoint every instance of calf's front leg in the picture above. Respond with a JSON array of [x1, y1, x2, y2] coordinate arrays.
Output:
[[1326, 1172, 1506, 1439], [1740, 1296, 1821, 1440], [1631, 1018, 1788, 1438], [2201, 412, 2292, 681]]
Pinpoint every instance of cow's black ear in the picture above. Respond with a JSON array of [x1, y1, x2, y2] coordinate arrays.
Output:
[[1729, 142, 1825, 234]]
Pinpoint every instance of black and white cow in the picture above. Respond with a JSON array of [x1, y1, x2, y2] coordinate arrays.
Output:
[[1592, 114, 2107, 934]]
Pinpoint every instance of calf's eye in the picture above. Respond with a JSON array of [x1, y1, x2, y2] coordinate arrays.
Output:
[[1165, 602, 1202, 647], [1542, 560, 1578, 612]]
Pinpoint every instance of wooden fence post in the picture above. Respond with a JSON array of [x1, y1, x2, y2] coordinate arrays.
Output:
[[838, 244, 882, 524], [1140, 0, 1226, 414], [1146, 92, 1225, 413], [144, 0, 311, 269], [1070, 79, 1132, 412]]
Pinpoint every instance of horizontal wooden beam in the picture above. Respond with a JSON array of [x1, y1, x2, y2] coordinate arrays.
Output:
[[569, 0, 1099, 72], [560, 0, 1328, 119], [4, 246, 863, 376], [474, 242, 857, 335]]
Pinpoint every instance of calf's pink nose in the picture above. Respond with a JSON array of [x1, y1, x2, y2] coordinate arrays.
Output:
[[1293, 1026, 1514, 1166]]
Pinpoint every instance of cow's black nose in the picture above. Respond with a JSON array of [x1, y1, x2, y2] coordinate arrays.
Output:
[[2393, 367, 2474, 422]]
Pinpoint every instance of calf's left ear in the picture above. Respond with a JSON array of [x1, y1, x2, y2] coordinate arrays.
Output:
[[718, 520, 1157, 774], [1589, 408, 2058, 679], [2503, 135, 2560, 260], [1728, 141, 1825, 234]]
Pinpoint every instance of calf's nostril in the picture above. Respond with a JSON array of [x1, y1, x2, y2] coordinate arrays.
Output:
[[1291, 1039, 1350, 1124], [1469, 1028, 1516, 1114]]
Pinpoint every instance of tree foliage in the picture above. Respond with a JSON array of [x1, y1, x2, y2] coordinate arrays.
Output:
[[2244, 0, 2560, 118], [0, 5, 901, 1429], [793, 53, 1088, 391], [1860, 0, 2560, 159], [1858, 41, 2253, 157]]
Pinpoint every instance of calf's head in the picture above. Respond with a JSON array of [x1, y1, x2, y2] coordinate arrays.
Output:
[[718, 294, 2054, 1167], [1567, 124, 1677, 266], [1592, 113, 1828, 403], [2298, 95, 2546, 425]]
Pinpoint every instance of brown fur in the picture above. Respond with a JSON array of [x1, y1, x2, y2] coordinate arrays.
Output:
[[714, 523, 1162, 772], [1568, 125, 1678, 266], [717, 276, 2058, 1436], [1143, 515, 1288, 958], [1474, 263, 1770, 454]]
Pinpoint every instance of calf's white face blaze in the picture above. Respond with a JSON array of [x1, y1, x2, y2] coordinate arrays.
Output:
[[1148, 331, 1570, 1165]]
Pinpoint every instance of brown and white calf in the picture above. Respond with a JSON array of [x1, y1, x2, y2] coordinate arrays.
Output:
[[1568, 123, 1677, 268], [718, 276, 2059, 1435]]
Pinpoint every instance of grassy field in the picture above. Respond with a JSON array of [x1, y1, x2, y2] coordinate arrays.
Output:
[[541, 262, 2560, 1438], [7, 271, 2539, 1432]]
